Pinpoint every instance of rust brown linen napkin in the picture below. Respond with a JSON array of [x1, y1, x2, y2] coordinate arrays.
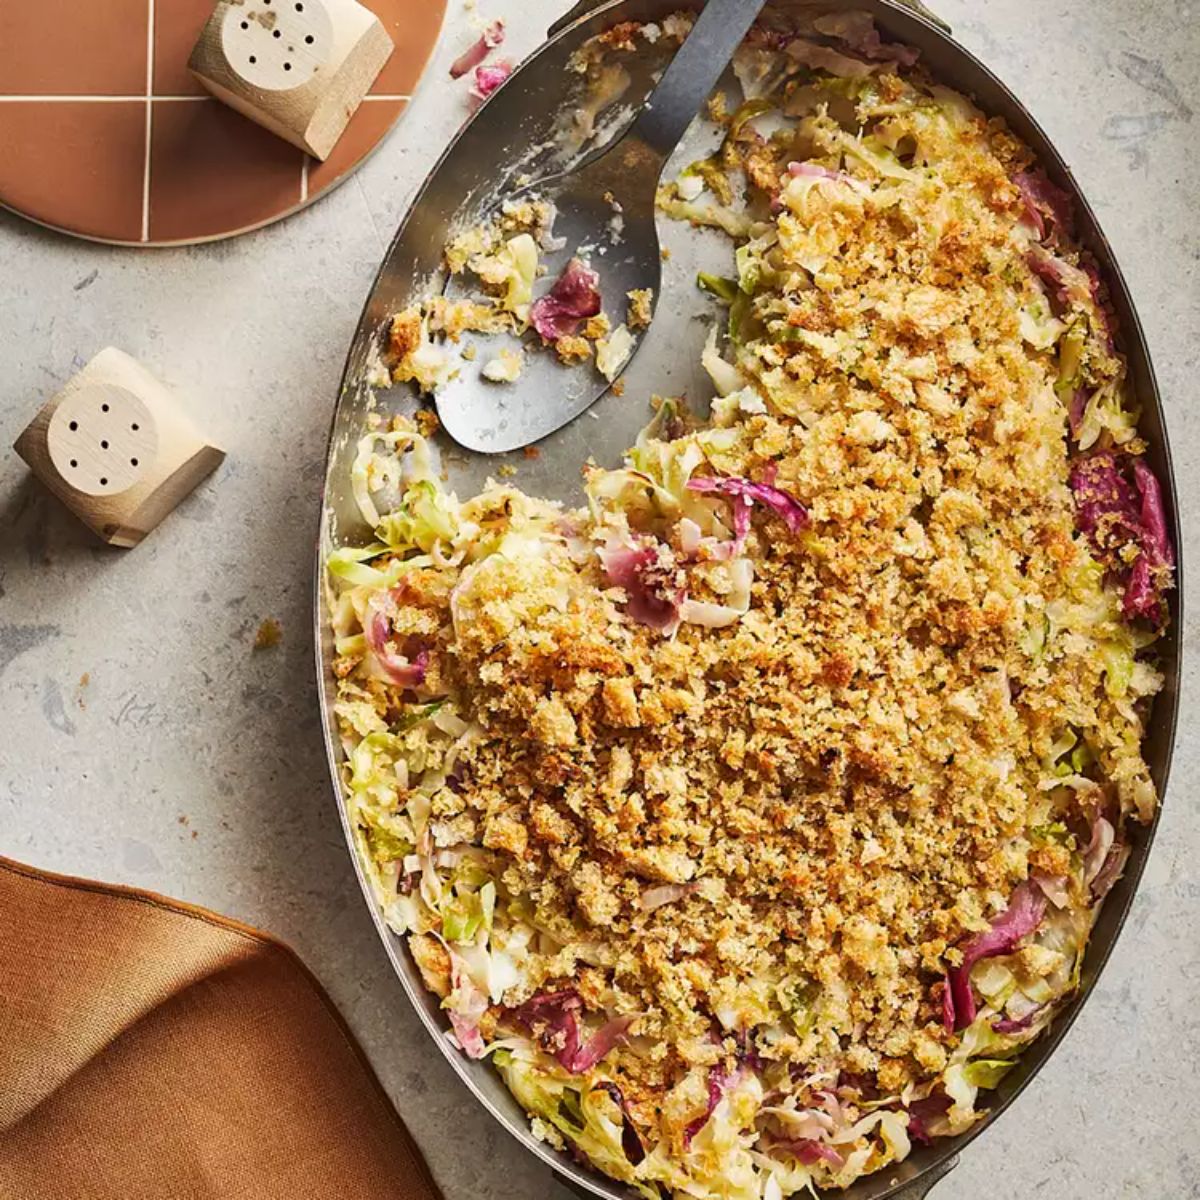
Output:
[[0, 856, 443, 1200]]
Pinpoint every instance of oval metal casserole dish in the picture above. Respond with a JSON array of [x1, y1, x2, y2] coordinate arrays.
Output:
[[314, 4, 1184, 1197]]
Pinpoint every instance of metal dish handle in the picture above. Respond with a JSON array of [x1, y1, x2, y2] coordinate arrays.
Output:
[[548, 0, 950, 38], [552, 1154, 958, 1199]]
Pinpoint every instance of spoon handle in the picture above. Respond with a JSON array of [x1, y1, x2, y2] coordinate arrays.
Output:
[[627, 0, 767, 161]]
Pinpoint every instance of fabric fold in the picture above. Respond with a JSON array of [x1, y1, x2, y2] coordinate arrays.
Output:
[[0, 856, 442, 1200]]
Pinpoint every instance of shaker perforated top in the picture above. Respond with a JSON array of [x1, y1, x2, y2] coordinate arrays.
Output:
[[221, 1, 338, 90], [0, 0, 445, 246]]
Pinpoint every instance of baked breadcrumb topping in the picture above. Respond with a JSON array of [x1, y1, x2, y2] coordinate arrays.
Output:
[[329, 12, 1171, 1197]]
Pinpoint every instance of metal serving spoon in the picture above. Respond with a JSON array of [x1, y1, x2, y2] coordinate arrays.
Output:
[[435, 0, 766, 454]]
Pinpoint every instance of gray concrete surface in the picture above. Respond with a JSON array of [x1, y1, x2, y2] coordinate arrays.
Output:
[[1, 2, 1197, 1198]]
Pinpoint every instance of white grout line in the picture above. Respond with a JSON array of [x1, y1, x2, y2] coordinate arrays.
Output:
[[300, 156, 310, 203], [0, 94, 411, 102], [0, 95, 179, 102], [141, 0, 156, 243]]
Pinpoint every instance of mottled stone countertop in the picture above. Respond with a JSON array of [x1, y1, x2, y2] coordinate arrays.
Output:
[[1, 2, 1196, 1198]]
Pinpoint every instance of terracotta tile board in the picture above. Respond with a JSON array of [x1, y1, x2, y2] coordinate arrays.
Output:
[[0, 102, 145, 242], [368, 0, 447, 95], [149, 100, 304, 242], [0, 0, 149, 95], [0, 0, 443, 245], [307, 98, 405, 195], [154, 0, 216, 96]]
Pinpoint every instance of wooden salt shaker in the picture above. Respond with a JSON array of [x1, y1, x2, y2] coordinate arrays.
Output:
[[13, 349, 225, 548], [189, 0, 395, 161]]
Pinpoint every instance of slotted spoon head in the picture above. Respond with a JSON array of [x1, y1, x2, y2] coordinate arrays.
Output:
[[434, 142, 664, 455]]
